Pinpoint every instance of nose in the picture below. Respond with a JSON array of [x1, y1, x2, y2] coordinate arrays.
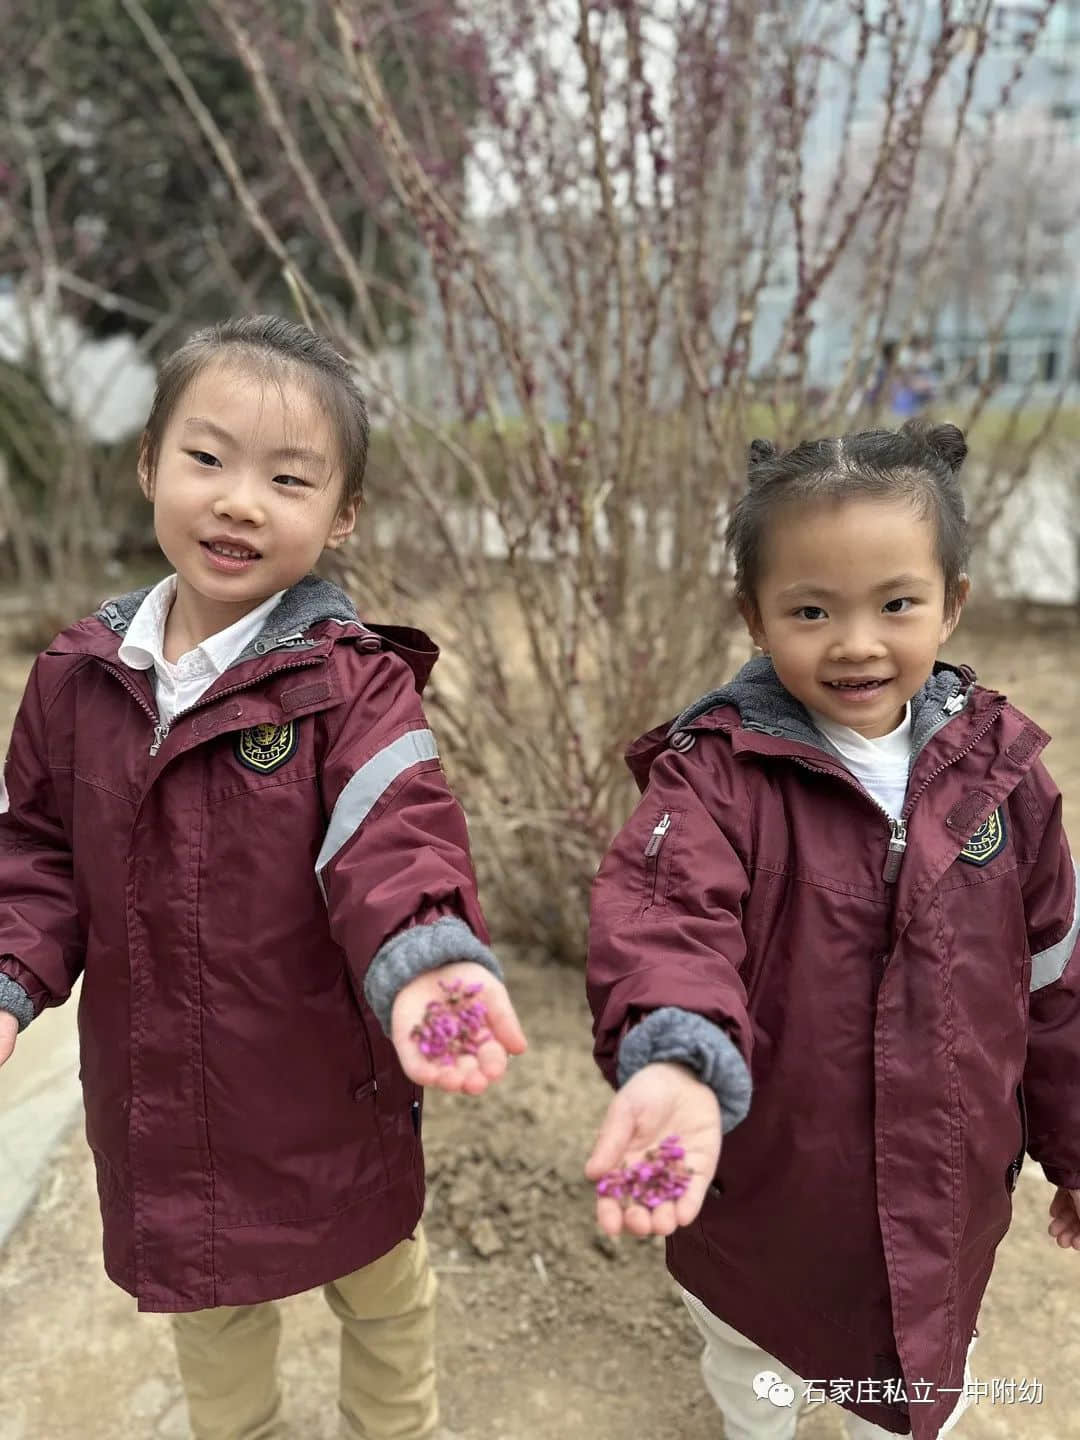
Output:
[[828, 618, 887, 663], [211, 472, 265, 527]]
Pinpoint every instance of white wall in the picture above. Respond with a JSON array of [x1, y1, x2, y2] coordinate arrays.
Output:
[[972, 460, 1079, 605], [0, 293, 155, 443]]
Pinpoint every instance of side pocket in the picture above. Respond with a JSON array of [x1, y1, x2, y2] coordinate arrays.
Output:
[[1006, 1084, 1028, 1192], [355, 1004, 379, 1099], [352, 1008, 390, 1187]]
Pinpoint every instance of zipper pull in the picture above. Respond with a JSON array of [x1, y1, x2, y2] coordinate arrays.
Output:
[[149, 722, 170, 757], [254, 632, 315, 655], [644, 812, 671, 858], [882, 819, 907, 883]]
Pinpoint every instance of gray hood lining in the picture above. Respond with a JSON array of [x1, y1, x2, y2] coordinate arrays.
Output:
[[96, 574, 364, 670], [670, 654, 971, 767]]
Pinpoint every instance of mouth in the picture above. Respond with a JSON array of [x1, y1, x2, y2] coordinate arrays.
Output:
[[823, 676, 893, 699], [201, 538, 262, 560]]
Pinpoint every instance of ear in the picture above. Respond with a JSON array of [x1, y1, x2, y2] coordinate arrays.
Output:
[[940, 574, 971, 643], [325, 500, 358, 550], [137, 435, 154, 500], [738, 597, 769, 654]]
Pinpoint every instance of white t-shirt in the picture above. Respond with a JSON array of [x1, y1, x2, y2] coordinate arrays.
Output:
[[809, 703, 912, 822], [118, 575, 285, 727]]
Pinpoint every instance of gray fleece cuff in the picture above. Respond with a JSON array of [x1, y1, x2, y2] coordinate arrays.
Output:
[[363, 915, 503, 1035], [0, 973, 35, 1032], [617, 1006, 753, 1133]]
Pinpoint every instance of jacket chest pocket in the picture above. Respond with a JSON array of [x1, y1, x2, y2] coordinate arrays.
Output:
[[205, 720, 318, 805], [943, 804, 1018, 887], [640, 809, 683, 914]]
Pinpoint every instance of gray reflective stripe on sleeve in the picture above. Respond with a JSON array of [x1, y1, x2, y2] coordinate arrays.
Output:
[[1031, 860, 1080, 992], [315, 728, 439, 895]]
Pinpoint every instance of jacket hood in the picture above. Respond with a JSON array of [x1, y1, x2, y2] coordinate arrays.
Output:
[[670, 653, 973, 758], [626, 654, 978, 791], [96, 573, 360, 663], [51, 574, 439, 693]]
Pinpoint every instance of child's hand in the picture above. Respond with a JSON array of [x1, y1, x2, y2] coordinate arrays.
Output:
[[0, 1012, 17, 1069], [585, 1061, 722, 1239], [390, 961, 527, 1096], [1047, 1186, 1080, 1249]]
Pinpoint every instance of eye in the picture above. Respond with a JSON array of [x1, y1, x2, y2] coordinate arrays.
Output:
[[794, 605, 827, 621], [882, 597, 914, 614], [272, 474, 310, 489], [188, 450, 220, 468]]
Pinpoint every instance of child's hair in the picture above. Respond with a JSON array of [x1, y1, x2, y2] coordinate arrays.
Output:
[[727, 419, 970, 612], [139, 315, 370, 510]]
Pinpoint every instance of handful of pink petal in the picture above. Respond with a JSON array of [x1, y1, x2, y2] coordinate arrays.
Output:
[[410, 980, 492, 1065], [595, 1135, 693, 1209]]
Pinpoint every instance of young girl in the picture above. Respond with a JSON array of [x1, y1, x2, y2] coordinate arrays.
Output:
[[585, 421, 1080, 1440], [0, 315, 526, 1440]]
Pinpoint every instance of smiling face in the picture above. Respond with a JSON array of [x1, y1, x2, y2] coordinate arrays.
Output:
[[743, 495, 967, 737], [139, 359, 356, 643]]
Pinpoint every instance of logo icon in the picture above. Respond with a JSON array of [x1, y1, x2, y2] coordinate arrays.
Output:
[[235, 721, 298, 774], [959, 807, 1007, 867], [753, 1370, 796, 1408]]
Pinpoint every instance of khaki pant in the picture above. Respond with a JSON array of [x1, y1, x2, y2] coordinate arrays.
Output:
[[172, 1229, 438, 1440], [680, 1288, 972, 1440]]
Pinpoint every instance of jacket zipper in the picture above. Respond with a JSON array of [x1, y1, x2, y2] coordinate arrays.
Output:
[[96, 665, 157, 726], [642, 811, 672, 909], [644, 812, 671, 857], [98, 654, 325, 757], [788, 698, 1007, 884], [898, 700, 1007, 825], [254, 633, 318, 654], [790, 757, 907, 882], [882, 819, 908, 884]]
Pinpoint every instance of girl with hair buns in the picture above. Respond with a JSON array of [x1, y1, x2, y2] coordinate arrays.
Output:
[[586, 420, 1080, 1439]]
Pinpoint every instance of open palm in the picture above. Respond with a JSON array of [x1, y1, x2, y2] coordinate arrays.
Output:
[[586, 1061, 722, 1238], [390, 961, 527, 1096]]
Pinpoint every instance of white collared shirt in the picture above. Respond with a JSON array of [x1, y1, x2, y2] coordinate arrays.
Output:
[[117, 575, 286, 728], [810, 702, 912, 822]]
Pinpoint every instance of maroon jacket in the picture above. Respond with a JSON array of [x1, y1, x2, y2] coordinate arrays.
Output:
[[588, 657, 1080, 1437], [0, 577, 498, 1312]]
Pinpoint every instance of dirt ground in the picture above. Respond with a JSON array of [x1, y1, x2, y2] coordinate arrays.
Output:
[[2, 612, 1080, 1440]]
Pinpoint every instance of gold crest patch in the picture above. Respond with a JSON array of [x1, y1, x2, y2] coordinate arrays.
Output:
[[235, 721, 298, 774], [959, 807, 1007, 867]]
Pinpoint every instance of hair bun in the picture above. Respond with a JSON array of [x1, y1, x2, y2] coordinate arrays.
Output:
[[902, 420, 967, 474], [748, 437, 778, 472], [925, 422, 967, 473]]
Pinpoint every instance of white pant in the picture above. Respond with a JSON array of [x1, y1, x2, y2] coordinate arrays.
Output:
[[680, 1288, 972, 1440]]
